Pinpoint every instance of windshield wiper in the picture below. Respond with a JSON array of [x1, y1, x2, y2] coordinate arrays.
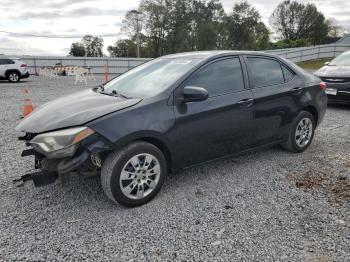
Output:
[[99, 89, 130, 99], [98, 84, 105, 91], [111, 90, 130, 99]]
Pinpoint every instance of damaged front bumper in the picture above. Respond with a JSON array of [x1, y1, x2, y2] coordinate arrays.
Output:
[[14, 132, 113, 188]]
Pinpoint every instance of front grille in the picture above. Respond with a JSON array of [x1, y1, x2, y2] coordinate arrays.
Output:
[[321, 77, 350, 84]]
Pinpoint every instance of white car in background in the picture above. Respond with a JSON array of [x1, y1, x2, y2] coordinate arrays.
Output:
[[0, 58, 30, 82]]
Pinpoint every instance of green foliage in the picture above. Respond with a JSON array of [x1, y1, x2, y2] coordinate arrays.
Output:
[[270, 0, 330, 45], [69, 0, 333, 57], [271, 39, 312, 49], [107, 39, 137, 57], [130, 0, 270, 57], [81, 35, 104, 57], [297, 58, 332, 70], [69, 35, 104, 57], [69, 42, 86, 57], [225, 2, 270, 50]]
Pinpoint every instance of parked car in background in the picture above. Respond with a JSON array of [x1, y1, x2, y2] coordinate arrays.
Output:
[[0, 58, 30, 82], [15, 51, 327, 207], [314, 51, 350, 104]]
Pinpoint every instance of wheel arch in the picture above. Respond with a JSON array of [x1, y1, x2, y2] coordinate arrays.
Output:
[[111, 131, 176, 174], [5, 69, 21, 76], [302, 105, 319, 127], [136, 137, 173, 173]]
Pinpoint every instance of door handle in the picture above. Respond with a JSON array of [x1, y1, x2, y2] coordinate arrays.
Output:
[[236, 98, 253, 106], [291, 87, 302, 91]]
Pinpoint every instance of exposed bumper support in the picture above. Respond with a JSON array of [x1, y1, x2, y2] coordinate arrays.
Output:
[[14, 133, 113, 188], [57, 151, 90, 174], [14, 149, 90, 188]]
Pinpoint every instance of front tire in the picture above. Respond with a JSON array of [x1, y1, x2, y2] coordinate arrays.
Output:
[[101, 141, 167, 207], [7, 71, 20, 82], [282, 111, 315, 153]]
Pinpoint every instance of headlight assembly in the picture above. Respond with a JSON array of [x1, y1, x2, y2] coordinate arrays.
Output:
[[30, 127, 95, 158]]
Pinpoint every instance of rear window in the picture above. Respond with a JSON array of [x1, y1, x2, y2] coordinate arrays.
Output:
[[248, 57, 284, 87], [0, 59, 15, 65], [282, 65, 295, 82]]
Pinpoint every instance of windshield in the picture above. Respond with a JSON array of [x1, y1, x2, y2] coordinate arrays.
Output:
[[330, 52, 350, 66], [103, 58, 201, 98]]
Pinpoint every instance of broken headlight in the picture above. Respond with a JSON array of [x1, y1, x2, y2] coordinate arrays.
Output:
[[30, 127, 95, 158]]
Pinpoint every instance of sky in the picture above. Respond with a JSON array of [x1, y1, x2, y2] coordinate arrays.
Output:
[[0, 0, 349, 56]]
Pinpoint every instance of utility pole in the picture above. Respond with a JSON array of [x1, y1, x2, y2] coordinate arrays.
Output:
[[130, 10, 142, 58]]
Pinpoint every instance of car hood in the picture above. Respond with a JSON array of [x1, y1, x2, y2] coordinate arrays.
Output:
[[15, 88, 142, 133], [315, 65, 350, 77]]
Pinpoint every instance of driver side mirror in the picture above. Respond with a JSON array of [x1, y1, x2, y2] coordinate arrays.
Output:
[[182, 86, 208, 103]]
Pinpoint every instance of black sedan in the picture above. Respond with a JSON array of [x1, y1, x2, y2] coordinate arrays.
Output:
[[315, 50, 350, 104], [15, 51, 327, 207]]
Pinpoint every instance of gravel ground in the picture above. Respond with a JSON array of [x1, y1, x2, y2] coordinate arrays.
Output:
[[0, 76, 349, 261]]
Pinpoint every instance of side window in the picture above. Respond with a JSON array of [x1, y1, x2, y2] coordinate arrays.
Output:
[[282, 65, 295, 82], [186, 58, 245, 96], [6, 59, 15, 64], [248, 57, 284, 87], [0, 59, 7, 65]]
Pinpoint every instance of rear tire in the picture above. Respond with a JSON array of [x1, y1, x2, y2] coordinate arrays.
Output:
[[7, 71, 20, 82], [281, 111, 315, 153], [101, 141, 167, 207]]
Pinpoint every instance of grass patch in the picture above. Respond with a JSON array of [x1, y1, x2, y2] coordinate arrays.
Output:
[[297, 58, 333, 70]]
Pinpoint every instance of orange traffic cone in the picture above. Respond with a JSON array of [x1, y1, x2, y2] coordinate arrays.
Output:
[[104, 64, 109, 83], [22, 87, 34, 118]]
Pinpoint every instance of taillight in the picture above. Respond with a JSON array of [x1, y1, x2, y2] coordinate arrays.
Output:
[[20, 64, 27, 67], [320, 82, 327, 90]]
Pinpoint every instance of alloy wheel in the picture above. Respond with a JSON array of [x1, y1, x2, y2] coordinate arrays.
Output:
[[9, 73, 19, 82], [295, 118, 313, 148], [119, 153, 161, 200]]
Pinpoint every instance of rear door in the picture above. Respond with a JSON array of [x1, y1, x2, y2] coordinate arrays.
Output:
[[0, 59, 8, 77], [174, 56, 254, 167], [245, 56, 303, 145]]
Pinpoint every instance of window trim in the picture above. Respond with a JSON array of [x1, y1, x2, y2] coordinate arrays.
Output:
[[180, 56, 247, 98], [245, 55, 295, 89], [281, 64, 296, 83]]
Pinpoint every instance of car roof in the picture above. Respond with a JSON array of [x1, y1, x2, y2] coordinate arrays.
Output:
[[162, 50, 280, 60]]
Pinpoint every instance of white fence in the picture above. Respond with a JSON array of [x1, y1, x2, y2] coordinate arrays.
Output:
[[9, 43, 350, 75], [266, 43, 350, 63], [18, 56, 151, 75]]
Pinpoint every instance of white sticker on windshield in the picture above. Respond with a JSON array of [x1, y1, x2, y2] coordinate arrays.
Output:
[[171, 60, 192, 65]]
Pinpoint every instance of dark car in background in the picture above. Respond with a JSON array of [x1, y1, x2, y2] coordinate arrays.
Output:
[[315, 50, 350, 104], [15, 51, 327, 207]]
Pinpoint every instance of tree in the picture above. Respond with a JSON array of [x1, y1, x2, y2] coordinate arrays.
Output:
[[270, 0, 330, 44], [271, 38, 311, 49], [69, 42, 86, 57], [68, 35, 104, 57], [225, 2, 270, 50], [191, 0, 226, 50], [116, 0, 270, 57], [122, 10, 144, 57], [81, 35, 104, 57], [139, 0, 170, 57], [107, 39, 137, 57], [328, 18, 345, 38], [138, 0, 228, 56]]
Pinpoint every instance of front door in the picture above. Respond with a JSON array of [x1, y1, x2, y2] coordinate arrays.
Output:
[[174, 57, 254, 167]]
